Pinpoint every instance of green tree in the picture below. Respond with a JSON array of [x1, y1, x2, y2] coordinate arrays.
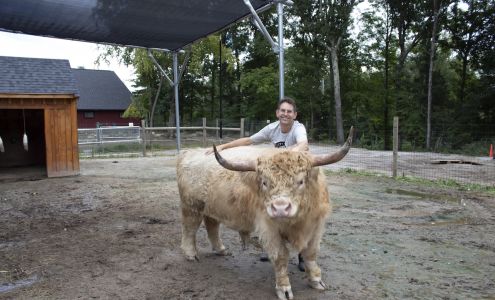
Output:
[[292, 0, 361, 144]]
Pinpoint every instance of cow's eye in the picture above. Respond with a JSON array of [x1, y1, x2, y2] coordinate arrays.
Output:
[[262, 181, 268, 188], [298, 180, 304, 186]]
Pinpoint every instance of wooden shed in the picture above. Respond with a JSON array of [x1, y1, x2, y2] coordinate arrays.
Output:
[[0, 56, 80, 177]]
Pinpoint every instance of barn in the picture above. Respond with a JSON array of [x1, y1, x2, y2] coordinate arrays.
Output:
[[73, 68, 139, 128], [0, 56, 80, 178]]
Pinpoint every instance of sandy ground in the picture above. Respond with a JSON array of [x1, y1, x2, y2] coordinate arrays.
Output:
[[1, 155, 494, 299]]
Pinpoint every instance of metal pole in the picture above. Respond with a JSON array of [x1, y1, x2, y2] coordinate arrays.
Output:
[[243, 0, 278, 51], [147, 49, 174, 87], [277, 2, 284, 100], [173, 52, 181, 152], [219, 34, 223, 139]]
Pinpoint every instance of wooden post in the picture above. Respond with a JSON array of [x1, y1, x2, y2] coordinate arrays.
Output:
[[97, 126, 102, 155], [141, 120, 147, 157], [202, 117, 207, 147], [393, 116, 399, 177], [240, 118, 245, 138], [216, 119, 219, 140]]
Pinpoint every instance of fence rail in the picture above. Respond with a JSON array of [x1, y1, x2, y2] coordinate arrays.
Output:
[[77, 118, 495, 187]]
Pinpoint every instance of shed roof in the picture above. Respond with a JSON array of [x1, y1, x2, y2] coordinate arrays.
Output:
[[72, 69, 132, 111], [0, 56, 78, 95], [0, 0, 272, 51]]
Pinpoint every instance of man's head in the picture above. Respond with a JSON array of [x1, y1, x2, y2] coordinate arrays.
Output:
[[276, 97, 298, 127]]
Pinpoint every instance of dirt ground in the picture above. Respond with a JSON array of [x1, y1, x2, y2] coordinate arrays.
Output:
[[1, 155, 494, 299]]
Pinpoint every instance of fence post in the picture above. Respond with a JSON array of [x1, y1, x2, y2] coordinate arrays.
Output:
[[267, 120, 270, 124], [240, 118, 245, 138], [97, 126, 102, 155], [393, 116, 399, 178], [202, 117, 207, 147], [141, 120, 147, 157], [216, 118, 219, 140]]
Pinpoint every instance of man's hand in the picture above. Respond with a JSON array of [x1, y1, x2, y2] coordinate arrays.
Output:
[[205, 145, 222, 155], [288, 140, 309, 152], [204, 137, 253, 155]]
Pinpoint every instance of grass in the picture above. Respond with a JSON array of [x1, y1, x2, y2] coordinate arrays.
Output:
[[325, 168, 495, 195], [396, 176, 495, 195]]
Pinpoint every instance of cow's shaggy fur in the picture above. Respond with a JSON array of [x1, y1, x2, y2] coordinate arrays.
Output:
[[177, 146, 332, 299]]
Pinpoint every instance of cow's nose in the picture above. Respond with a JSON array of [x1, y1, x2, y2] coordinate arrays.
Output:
[[271, 200, 292, 217]]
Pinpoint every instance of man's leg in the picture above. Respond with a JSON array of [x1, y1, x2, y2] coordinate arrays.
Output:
[[298, 253, 305, 272], [260, 252, 269, 261]]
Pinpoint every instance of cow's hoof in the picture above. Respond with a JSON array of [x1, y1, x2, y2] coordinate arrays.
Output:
[[309, 279, 327, 290], [184, 252, 199, 261], [275, 285, 293, 300], [214, 248, 231, 256], [185, 255, 199, 262]]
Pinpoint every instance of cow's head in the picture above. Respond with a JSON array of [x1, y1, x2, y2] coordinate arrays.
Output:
[[213, 127, 354, 219]]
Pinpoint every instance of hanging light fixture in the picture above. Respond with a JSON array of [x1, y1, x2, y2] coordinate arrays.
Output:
[[22, 109, 28, 151]]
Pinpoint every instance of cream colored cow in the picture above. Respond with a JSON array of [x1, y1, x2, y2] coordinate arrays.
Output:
[[177, 128, 354, 299]]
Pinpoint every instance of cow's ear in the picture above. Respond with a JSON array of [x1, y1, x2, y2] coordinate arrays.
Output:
[[309, 168, 319, 180]]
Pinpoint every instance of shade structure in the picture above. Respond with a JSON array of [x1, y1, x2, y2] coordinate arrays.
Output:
[[0, 0, 272, 51]]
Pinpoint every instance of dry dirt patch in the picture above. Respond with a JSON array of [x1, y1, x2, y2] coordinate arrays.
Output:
[[1, 156, 494, 299]]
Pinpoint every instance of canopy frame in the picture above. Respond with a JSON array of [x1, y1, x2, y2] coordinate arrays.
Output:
[[147, 49, 190, 152], [244, 0, 293, 100], [0, 0, 294, 152]]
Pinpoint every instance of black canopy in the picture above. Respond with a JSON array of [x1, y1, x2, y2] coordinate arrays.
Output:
[[0, 0, 272, 51]]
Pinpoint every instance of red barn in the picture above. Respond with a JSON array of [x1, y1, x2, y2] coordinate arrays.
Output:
[[73, 69, 140, 128]]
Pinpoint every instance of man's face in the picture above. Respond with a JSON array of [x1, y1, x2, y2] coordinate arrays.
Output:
[[276, 102, 297, 126]]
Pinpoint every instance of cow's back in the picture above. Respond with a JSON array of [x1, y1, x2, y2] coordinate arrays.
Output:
[[177, 146, 276, 182], [176, 146, 276, 231]]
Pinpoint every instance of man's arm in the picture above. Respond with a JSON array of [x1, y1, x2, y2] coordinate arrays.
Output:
[[288, 140, 308, 152], [288, 123, 308, 151], [205, 137, 253, 155]]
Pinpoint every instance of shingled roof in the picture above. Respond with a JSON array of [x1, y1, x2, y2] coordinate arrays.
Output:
[[0, 56, 78, 95], [72, 69, 132, 110]]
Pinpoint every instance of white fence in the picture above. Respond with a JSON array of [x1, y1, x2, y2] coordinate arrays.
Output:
[[78, 126, 142, 145], [77, 118, 246, 157]]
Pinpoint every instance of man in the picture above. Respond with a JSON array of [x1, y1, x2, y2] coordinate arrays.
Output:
[[207, 97, 308, 153], [206, 97, 307, 272]]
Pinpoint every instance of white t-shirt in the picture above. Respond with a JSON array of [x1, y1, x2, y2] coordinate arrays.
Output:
[[250, 121, 307, 148]]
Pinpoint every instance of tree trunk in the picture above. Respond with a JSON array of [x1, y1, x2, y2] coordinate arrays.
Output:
[[329, 43, 344, 144], [384, 5, 391, 150], [426, 1, 440, 149], [395, 12, 406, 116], [232, 32, 243, 116], [210, 57, 216, 119], [166, 94, 175, 138], [150, 76, 163, 127], [460, 54, 468, 103]]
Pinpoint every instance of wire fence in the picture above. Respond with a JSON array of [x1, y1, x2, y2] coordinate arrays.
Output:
[[77, 119, 495, 187]]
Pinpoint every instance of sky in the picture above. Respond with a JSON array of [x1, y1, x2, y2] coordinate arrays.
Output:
[[0, 31, 137, 91]]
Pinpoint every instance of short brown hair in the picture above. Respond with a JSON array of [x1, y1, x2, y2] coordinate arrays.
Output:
[[277, 97, 297, 112]]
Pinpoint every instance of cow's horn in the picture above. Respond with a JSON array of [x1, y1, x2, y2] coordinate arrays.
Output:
[[311, 126, 354, 167], [213, 144, 256, 172]]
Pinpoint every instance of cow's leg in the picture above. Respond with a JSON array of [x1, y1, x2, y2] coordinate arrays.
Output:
[[271, 245, 293, 300], [259, 222, 293, 299], [300, 226, 327, 290], [300, 248, 326, 290], [180, 205, 203, 261], [239, 231, 250, 250], [203, 216, 227, 255]]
